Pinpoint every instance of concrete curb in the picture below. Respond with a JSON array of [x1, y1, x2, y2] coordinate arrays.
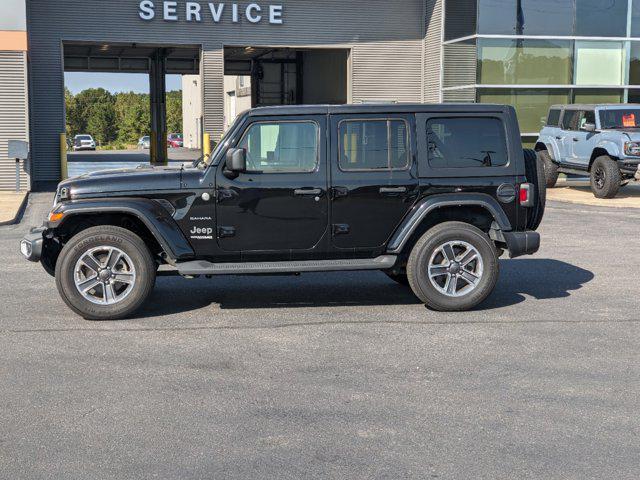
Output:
[[0, 192, 29, 226]]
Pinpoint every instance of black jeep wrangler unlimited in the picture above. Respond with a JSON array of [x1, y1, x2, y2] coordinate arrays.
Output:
[[21, 104, 544, 319]]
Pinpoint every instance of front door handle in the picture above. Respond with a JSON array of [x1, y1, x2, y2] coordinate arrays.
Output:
[[294, 188, 322, 196], [573, 138, 579, 142], [380, 186, 408, 194], [555, 136, 563, 140]]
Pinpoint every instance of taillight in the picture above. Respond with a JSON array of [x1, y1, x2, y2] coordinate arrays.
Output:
[[519, 183, 534, 207]]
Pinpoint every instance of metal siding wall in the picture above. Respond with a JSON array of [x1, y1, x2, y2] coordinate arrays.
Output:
[[443, 40, 477, 88], [423, 0, 443, 103], [27, 0, 425, 185], [0, 51, 29, 191]]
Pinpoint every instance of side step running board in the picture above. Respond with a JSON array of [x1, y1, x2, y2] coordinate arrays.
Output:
[[176, 255, 397, 276]]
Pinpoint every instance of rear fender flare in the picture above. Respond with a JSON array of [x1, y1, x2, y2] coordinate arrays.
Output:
[[387, 193, 512, 254], [50, 198, 194, 261]]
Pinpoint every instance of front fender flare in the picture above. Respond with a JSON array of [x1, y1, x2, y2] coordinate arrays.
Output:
[[49, 197, 194, 261], [594, 140, 621, 159], [387, 193, 512, 254]]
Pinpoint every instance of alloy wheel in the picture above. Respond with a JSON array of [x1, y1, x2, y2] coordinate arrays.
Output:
[[73, 246, 136, 305], [427, 240, 484, 297]]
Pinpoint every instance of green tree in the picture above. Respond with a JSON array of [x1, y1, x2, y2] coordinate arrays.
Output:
[[115, 92, 150, 143], [66, 88, 117, 145], [166, 90, 183, 134]]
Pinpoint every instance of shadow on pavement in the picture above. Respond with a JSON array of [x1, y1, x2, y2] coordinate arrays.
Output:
[[135, 259, 593, 318], [479, 258, 594, 310]]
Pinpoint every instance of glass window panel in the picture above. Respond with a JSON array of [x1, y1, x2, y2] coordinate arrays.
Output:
[[576, 0, 628, 37], [426, 117, 508, 168], [573, 89, 623, 104], [599, 107, 640, 128], [478, 39, 572, 85], [477, 0, 573, 35], [239, 121, 318, 173], [444, 0, 477, 41], [547, 109, 562, 126], [630, 43, 640, 85], [477, 89, 571, 134], [628, 89, 640, 102], [561, 110, 580, 130], [339, 120, 409, 171], [575, 42, 625, 86], [633, 0, 640, 37]]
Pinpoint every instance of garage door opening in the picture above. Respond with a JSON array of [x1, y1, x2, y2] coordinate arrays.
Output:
[[223, 47, 349, 130], [63, 42, 202, 175]]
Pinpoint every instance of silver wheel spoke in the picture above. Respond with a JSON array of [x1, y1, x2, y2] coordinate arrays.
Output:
[[77, 276, 100, 292], [112, 272, 134, 284], [429, 265, 449, 278], [460, 270, 480, 286], [80, 254, 101, 273], [444, 275, 457, 295], [459, 250, 478, 267], [106, 249, 122, 269], [442, 244, 456, 262], [103, 283, 117, 304]]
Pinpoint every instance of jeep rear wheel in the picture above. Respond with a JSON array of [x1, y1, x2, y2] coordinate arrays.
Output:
[[55, 226, 156, 320], [590, 155, 621, 199], [538, 149, 559, 188], [407, 222, 499, 312]]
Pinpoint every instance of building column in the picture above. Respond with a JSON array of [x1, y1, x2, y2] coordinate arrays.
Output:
[[149, 49, 167, 165]]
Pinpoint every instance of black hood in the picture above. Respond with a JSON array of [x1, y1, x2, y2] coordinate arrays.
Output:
[[58, 165, 184, 198]]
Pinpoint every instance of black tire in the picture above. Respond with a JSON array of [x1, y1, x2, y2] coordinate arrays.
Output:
[[538, 149, 559, 188], [590, 155, 621, 199], [55, 226, 156, 320], [385, 272, 410, 286], [523, 149, 546, 231], [406, 222, 499, 312]]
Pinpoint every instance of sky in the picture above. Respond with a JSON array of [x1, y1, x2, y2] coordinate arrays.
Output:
[[64, 72, 182, 94]]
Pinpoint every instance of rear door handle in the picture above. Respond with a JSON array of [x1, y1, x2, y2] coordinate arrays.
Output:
[[379, 186, 408, 194], [294, 188, 322, 196], [555, 136, 563, 140], [573, 138, 579, 142]]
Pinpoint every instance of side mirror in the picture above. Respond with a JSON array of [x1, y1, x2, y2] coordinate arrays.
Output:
[[225, 148, 246, 175], [583, 123, 597, 133]]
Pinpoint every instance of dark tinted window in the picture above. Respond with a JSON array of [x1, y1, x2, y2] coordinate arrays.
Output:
[[581, 110, 596, 128], [547, 109, 561, 126], [426, 117, 508, 169], [576, 0, 628, 36], [339, 120, 409, 171], [561, 110, 580, 130], [444, 0, 477, 40], [477, 0, 573, 36], [599, 108, 640, 128], [633, 0, 640, 37]]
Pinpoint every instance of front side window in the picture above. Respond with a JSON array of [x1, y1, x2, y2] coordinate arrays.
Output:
[[426, 117, 508, 169], [579, 111, 596, 129], [238, 121, 319, 173], [339, 119, 409, 171], [561, 110, 580, 130]]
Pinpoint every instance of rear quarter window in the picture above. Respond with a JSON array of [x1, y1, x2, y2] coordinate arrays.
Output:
[[426, 117, 508, 169], [547, 109, 561, 127]]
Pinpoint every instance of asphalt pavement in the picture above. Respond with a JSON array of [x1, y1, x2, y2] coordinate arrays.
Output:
[[1, 194, 639, 479]]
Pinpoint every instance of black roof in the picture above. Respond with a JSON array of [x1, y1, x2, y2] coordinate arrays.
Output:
[[247, 103, 513, 117]]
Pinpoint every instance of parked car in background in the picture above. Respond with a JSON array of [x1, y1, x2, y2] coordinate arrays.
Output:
[[137, 136, 151, 149], [73, 134, 96, 151], [21, 104, 545, 319], [167, 133, 183, 148], [536, 104, 640, 198]]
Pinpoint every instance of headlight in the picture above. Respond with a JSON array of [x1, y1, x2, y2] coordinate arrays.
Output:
[[624, 142, 640, 156]]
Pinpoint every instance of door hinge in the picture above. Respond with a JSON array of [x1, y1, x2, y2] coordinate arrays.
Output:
[[218, 226, 236, 238], [333, 224, 350, 235]]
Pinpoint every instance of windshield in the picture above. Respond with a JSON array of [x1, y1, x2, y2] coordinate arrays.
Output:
[[76, 135, 92, 141], [599, 109, 640, 129]]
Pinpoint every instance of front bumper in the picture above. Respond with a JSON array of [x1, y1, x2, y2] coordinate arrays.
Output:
[[503, 231, 540, 259], [20, 227, 45, 262]]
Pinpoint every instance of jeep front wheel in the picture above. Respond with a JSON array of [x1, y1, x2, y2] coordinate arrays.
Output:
[[407, 222, 499, 312], [55, 226, 156, 320], [590, 155, 621, 199]]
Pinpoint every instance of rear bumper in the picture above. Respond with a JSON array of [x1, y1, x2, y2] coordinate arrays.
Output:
[[503, 231, 540, 259], [20, 227, 45, 262]]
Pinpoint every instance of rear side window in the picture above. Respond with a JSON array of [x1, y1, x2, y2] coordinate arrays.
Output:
[[339, 119, 409, 171], [561, 110, 580, 130], [426, 117, 508, 169], [547, 109, 561, 127]]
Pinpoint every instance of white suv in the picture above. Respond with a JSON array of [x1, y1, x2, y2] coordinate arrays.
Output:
[[73, 134, 96, 151]]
